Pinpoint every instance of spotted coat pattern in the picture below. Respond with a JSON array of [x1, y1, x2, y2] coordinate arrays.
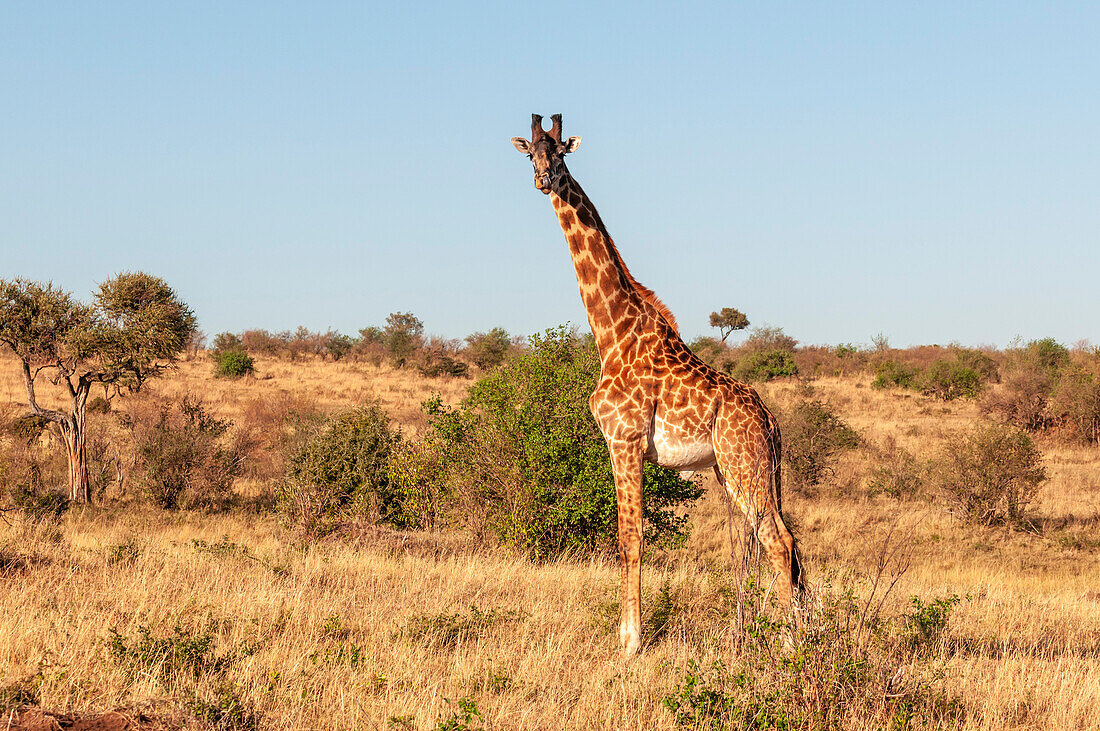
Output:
[[515, 116, 803, 657]]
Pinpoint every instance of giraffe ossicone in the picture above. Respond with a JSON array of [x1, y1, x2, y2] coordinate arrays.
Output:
[[512, 113, 804, 658]]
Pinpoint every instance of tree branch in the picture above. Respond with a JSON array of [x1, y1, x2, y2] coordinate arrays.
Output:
[[20, 359, 68, 423]]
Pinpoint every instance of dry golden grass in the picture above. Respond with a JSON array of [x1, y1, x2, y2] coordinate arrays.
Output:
[[2, 356, 1099, 729]]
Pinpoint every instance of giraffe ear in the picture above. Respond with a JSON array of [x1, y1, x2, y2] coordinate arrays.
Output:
[[511, 137, 531, 154], [564, 136, 582, 153]]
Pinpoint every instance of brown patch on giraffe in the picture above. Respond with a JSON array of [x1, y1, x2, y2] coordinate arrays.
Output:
[[575, 256, 597, 284], [566, 231, 587, 255]]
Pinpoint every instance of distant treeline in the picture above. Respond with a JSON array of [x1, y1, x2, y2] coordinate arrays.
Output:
[[200, 312, 523, 378]]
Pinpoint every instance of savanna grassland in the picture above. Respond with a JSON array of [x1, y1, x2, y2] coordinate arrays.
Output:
[[2, 349, 1099, 730]]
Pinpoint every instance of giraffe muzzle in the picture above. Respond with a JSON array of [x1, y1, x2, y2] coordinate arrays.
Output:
[[535, 173, 552, 193]]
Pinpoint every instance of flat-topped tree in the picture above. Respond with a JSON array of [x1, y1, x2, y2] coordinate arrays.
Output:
[[0, 272, 196, 503], [709, 307, 749, 343]]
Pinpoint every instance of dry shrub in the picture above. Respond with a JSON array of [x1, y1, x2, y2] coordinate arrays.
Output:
[[780, 400, 860, 492], [128, 396, 254, 510], [792, 344, 870, 379], [982, 368, 1052, 431], [235, 393, 322, 482], [866, 436, 924, 499], [930, 422, 1046, 529], [741, 325, 798, 354]]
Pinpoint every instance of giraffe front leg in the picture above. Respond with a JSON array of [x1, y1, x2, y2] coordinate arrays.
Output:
[[608, 438, 645, 658]]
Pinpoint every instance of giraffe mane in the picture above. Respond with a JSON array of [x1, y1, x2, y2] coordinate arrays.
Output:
[[557, 169, 680, 335], [604, 236, 680, 335]]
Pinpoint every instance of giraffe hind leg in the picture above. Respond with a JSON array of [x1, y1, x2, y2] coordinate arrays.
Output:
[[712, 415, 800, 603]]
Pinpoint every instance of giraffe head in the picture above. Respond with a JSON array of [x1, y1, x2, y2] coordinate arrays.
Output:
[[511, 114, 582, 194]]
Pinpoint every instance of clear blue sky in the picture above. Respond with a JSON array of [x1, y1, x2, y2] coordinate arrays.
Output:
[[2, 2, 1097, 348]]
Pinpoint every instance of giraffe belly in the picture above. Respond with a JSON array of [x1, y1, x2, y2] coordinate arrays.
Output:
[[645, 423, 716, 471]]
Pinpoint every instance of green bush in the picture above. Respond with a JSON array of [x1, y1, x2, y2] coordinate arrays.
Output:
[[464, 328, 513, 370], [277, 403, 402, 537], [920, 359, 982, 400], [930, 423, 1046, 529], [980, 339, 1069, 432], [213, 349, 255, 379], [734, 349, 798, 382], [781, 400, 859, 490], [1029, 337, 1070, 373], [211, 331, 243, 355], [871, 359, 919, 390], [662, 576, 964, 730], [952, 347, 999, 383], [1049, 364, 1100, 444], [424, 326, 703, 558]]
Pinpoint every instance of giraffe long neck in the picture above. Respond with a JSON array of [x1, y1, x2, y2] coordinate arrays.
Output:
[[549, 172, 677, 360]]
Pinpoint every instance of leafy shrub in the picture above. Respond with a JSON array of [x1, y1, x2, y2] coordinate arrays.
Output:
[[662, 576, 964, 730], [187, 684, 261, 731], [386, 440, 446, 530], [687, 336, 725, 367], [277, 403, 402, 537], [734, 349, 798, 382], [130, 396, 249, 510], [211, 331, 243, 355], [213, 349, 255, 379], [871, 359, 919, 390], [835, 342, 859, 359], [108, 624, 235, 680], [920, 359, 983, 400], [106, 538, 141, 566], [930, 423, 1046, 529], [982, 337, 1072, 427], [109, 623, 259, 730], [424, 326, 702, 558], [1029, 337, 1070, 373], [1049, 364, 1100, 444], [384, 311, 424, 367], [952, 347, 999, 383], [464, 328, 513, 370], [435, 697, 485, 731], [322, 332, 354, 361], [903, 594, 961, 652], [781, 400, 859, 489]]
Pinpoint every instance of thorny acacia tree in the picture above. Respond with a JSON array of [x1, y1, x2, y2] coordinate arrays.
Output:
[[0, 272, 196, 503], [709, 307, 750, 342]]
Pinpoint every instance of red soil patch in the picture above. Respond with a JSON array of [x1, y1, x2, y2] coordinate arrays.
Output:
[[1, 708, 175, 731]]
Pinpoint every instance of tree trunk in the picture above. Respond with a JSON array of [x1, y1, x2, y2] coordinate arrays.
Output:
[[18, 358, 94, 504], [60, 388, 91, 504]]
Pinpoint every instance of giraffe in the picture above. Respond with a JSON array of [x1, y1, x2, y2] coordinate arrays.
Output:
[[511, 114, 803, 657]]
